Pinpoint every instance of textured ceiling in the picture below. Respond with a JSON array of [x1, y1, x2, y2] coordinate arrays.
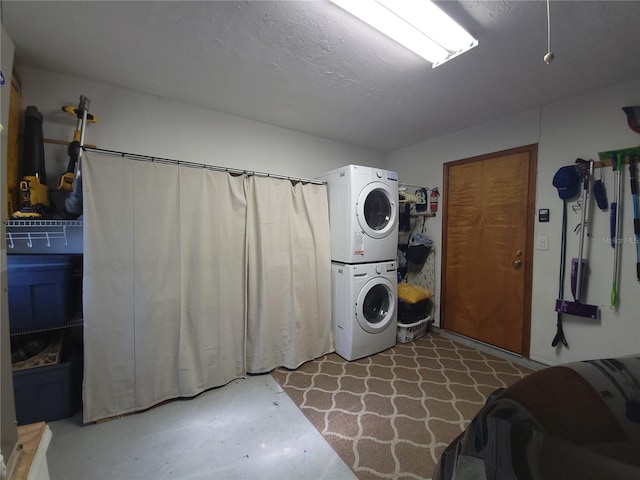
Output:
[[2, 1, 639, 152]]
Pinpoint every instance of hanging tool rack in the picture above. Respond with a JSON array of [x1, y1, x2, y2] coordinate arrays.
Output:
[[399, 182, 437, 220], [594, 150, 639, 168]]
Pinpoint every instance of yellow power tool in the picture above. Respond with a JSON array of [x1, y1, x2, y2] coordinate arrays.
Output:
[[58, 95, 97, 192], [14, 177, 49, 218]]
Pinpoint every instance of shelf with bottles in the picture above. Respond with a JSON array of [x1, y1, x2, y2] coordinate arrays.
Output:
[[398, 184, 438, 235]]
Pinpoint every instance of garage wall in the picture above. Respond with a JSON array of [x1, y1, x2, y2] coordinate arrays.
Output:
[[15, 64, 640, 366], [17, 64, 385, 187], [387, 79, 640, 366]]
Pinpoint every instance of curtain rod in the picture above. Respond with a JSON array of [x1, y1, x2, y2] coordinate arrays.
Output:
[[83, 147, 325, 185]]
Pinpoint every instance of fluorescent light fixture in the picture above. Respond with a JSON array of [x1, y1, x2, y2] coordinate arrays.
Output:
[[330, 0, 478, 67]]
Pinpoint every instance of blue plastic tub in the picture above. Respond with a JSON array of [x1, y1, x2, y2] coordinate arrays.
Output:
[[13, 349, 83, 425], [7, 255, 79, 330]]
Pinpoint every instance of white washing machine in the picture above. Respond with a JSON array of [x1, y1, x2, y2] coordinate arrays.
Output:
[[331, 261, 397, 361], [318, 165, 398, 264]]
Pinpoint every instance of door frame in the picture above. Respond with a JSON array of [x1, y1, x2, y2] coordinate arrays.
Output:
[[440, 144, 537, 358]]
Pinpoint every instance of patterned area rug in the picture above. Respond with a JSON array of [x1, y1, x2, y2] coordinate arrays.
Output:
[[271, 332, 533, 480]]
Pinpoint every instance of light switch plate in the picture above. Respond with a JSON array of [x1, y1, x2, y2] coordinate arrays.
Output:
[[537, 235, 549, 250]]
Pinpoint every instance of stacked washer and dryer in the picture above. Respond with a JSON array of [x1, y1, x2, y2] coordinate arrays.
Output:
[[318, 165, 399, 361]]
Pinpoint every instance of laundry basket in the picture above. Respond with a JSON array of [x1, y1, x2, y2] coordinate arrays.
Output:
[[396, 316, 431, 343], [406, 233, 433, 267]]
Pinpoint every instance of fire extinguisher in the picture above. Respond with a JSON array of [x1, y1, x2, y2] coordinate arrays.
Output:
[[430, 188, 439, 213]]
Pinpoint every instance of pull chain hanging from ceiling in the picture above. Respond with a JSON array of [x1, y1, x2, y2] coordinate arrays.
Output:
[[544, 0, 555, 63]]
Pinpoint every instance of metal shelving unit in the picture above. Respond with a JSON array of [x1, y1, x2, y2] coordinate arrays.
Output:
[[6, 220, 84, 335]]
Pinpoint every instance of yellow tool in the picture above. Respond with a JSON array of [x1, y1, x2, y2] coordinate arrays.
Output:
[[57, 95, 97, 192], [13, 177, 48, 218], [12, 106, 50, 219]]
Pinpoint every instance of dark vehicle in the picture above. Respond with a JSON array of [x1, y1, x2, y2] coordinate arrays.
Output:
[[434, 357, 640, 480]]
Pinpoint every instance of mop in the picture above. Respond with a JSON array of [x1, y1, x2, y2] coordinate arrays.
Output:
[[629, 154, 640, 282], [611, 154, 623, 309], [555, 159, 599, 320]]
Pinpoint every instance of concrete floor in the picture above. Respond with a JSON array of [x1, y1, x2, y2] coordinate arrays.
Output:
[[46, 375, 356, 480]]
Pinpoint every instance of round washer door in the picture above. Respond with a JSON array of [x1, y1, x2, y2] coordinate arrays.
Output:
[[356, 182, 396, 239], [355, 277, 396, 334]]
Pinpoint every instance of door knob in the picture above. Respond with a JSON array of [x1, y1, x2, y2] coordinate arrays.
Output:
[[513, 259, 522, 268]]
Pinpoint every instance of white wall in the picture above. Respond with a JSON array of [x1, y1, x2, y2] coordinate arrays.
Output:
[[387, 79, 640, 365], [17, 65, 385, 187]]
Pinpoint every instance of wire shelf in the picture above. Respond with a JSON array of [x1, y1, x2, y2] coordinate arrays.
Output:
[[10, 316, 83, 337], [6, 220, 83, 227], [5, 220, 83, 251]]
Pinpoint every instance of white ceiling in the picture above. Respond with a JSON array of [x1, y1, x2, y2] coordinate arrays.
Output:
[[2, 1, 639, 152]]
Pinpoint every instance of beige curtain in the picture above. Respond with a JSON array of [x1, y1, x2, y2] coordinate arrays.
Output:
[[245, 176, 333, 373], [82, 152, 246, 423], [82, 152, 332, 422]]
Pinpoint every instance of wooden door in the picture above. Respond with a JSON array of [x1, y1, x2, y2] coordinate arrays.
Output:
[[441, 145, 536, 356]]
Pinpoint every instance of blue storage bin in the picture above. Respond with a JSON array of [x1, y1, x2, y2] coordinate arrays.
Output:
[[7, 255, 79, 330], [13, 350, 83, 425]]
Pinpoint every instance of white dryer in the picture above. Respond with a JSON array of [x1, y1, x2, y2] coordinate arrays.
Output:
[[331, 261, 397, 361], [318, 165, 398, 264]]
